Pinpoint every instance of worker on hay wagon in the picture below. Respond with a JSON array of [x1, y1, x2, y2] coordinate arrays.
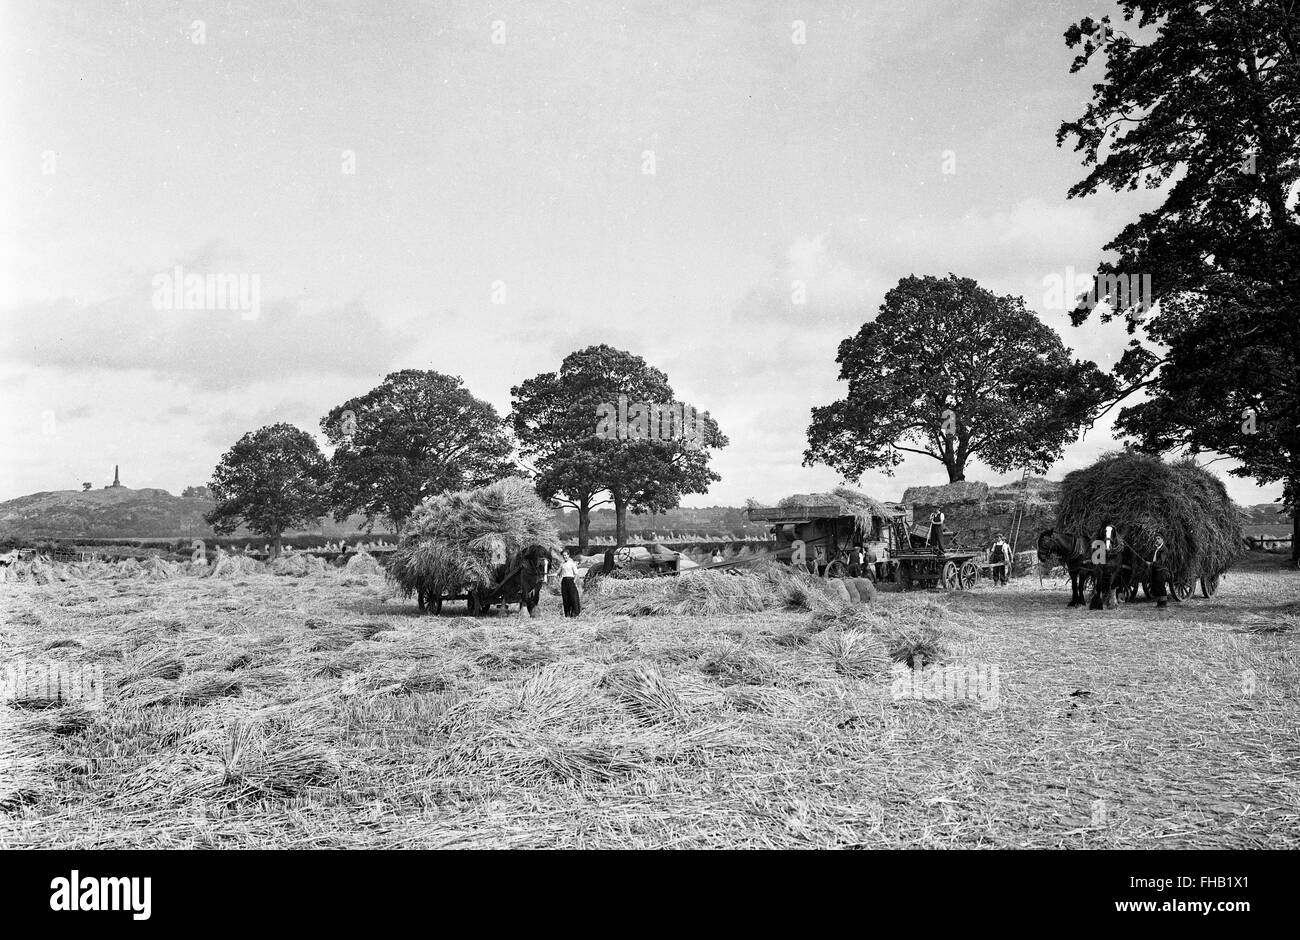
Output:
[[1150, 535, 1171, 610], [928, 507, 946, 552], [990, 532, 1012, 586]]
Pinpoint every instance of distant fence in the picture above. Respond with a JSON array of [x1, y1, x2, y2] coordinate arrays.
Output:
[[1244, 535, 1293, 551], [9, 548, 103, 564]]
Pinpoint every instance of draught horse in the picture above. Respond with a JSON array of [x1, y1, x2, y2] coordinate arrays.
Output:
[[1037, 529, 1130, 609]]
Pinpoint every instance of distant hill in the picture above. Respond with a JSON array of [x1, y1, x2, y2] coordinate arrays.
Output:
[[0, 486, 380, 540], [1242, 503, 1293, 525]]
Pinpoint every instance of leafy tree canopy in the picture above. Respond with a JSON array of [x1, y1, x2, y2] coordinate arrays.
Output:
[[205, 423, 330, 552], [321, 370, 514, 531], [806, 274, 1111, 483]]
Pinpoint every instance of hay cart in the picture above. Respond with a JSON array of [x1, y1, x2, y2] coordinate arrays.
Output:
[[1122, 555, 1220, 603], [420, 555, 544, 617], [890, 548, 982, 591], [882, 512, 980, 591]]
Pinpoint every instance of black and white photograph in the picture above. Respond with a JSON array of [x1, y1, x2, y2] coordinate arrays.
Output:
[[1, 0, 1296, 916]]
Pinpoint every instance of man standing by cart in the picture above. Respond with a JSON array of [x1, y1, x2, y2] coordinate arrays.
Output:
[[989, 532, 1011, 585], [558, 552, 581, 617]]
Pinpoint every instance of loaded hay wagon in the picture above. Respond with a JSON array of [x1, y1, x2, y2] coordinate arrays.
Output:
[[1053, 452, 1243, 605], [387, 478, 562, 618]]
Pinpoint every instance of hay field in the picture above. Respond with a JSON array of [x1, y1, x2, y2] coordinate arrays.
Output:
[[2, 556, 1297, 849]]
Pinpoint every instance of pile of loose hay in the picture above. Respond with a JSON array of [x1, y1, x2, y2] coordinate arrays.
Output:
[[1055, 451, 1244, 579], [585, 561, 844, 617], [209, 555, 266, 580], [271, 554, 327, 577], [387, 478, 561, 598], [343, 551, 381, 576]]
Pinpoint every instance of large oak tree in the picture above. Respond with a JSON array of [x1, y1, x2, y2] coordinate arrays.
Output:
[[1058, 1, 1300, 561], [805, 274, 1109, 483]]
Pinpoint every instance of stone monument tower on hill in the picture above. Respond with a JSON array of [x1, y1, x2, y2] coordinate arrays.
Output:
[[105, 465, 123, 489]]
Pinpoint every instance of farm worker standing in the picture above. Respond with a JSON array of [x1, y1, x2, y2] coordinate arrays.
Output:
[[849, 545, 864, 578], [990, 533, 1011, 585], [558, 553, 581, 617], [1150, 536, 1170, 609], [929, 508, 946, 552], [865, 544, 883, 581]]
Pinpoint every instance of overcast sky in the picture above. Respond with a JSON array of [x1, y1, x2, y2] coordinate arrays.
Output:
[[0, 0, 1282, 509]]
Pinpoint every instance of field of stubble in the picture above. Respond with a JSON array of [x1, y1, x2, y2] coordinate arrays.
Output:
[[2, 554, 1297, 849]]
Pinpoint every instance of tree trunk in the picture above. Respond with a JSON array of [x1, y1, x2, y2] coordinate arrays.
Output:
[[271, 534, 282, 560], [1292, 492, 1299, 567], [613, 491, 628, 547], [577, 495, 591, 552]]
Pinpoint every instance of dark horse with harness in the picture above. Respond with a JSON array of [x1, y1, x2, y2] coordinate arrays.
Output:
[[1037, 529, 1135, 609]]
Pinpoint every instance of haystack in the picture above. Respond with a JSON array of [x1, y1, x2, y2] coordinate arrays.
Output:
[[143, 556, 181, 580], [387, 477, 562, 599], [1055, 452, 1243, 580], [344, 551, 382, 576], [209, 554, 266, 579], [271, 554, 328, 577], [585, 561, 840, 617], [775, 486, 890, 537]]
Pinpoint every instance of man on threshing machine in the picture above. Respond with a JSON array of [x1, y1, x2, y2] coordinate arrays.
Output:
[[928, 507, 946, 552]]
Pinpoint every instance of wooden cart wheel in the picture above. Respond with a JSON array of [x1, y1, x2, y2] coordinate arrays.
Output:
[[1200, 573, 1220, 597], [826, 561, 848, 579], [941, 560, 959, 591], [1173, 579, 1195, 601], [959, 560, 979, 590]]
